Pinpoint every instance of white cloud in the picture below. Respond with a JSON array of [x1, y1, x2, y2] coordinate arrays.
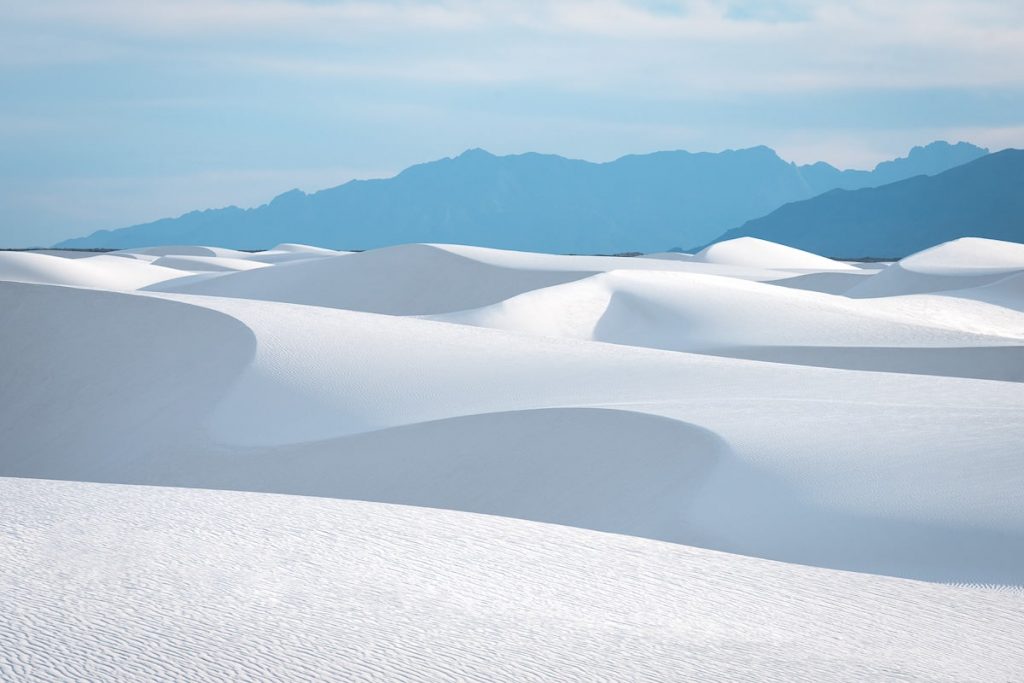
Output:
[[2, 0, 1022, 244], [0, 164, 393, 246], [4, 1, 1023, 93]]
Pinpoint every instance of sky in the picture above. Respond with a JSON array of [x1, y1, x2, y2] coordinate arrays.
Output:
[[2, 0, 1024, 246]]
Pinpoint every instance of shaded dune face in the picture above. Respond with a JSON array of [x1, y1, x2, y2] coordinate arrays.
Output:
[[699, 345, 1024, 382], [846, 237, 1024, 297], [0, 283, 723, 547], [191, 408, 728, 542], [150, 255, 270, 272], [436, 268, 1024, 381], [0, 238, 1022, 587], [0, 251, 189, 290], [942, 270, 1024, 312], [0, 282, 257, 480], [147, 244, 599, 315], [844, 264, 1015, 298], [766, 271, 875, 295]]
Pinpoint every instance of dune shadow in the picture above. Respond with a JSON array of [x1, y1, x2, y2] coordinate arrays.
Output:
[[166, 407, 728, 542], [766, 271, 874, 294], [702, 345, 1024, 382], [685, 455, 1024, 585], [0, 282, 258, 480]]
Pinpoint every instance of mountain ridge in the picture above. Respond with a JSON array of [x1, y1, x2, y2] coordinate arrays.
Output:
[[708, 149, 1024, 258], [56, 141, 988, 253]]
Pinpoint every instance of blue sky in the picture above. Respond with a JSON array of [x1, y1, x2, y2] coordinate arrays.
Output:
[[2, 0, 1024, 246]]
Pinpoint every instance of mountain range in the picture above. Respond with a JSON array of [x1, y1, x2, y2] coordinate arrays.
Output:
[[56, 141, 990, 255], [709, 149, 1024, 258]]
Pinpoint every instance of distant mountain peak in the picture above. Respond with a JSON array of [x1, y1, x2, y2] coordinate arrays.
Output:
[[712, 148, 1023, 258], [912, 140, 987, 154], [269, 188, 307, 206], [745, 144, 781, 156], [708, 145, 783, 161], [55, 141, 995, 253], [871, 140, 988, 177], [455, 148, 495, 160]]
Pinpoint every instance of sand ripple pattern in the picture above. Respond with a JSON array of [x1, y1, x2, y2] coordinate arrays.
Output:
[[1, 477, 1022, 682]]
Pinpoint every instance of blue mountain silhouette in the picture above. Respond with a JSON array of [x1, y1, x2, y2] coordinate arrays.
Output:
[[709, 148, 1024, 258], [56, 141, 987, 253]]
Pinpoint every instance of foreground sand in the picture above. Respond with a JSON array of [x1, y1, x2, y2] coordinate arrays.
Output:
[[2, 477, 1022, 682], [1, 237, 1023, 679]]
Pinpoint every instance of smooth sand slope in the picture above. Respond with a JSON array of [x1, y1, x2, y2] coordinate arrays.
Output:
[[2, 236, 1024, 680], [148, 243, 597, 314], [241, 243, 347, 264], [2, 477, 1022, 683], [848, 237, 1024, 297], [432, 268, 1024, 380], [116, 244, 254, 258], [146, 242, 812, 314], [695, 236, 859, 270], [941, 270, 1024, 312], [0, 251, 190, 290], [3, 266, 1023, 582], [648, 239, 875, 294], [150, 254, 270, 272]]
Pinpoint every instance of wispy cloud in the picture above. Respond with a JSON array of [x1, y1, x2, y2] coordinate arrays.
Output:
[[5, 1, 1024, 92], [1, 0, 1022, 244], [1, 164, 392, 246]]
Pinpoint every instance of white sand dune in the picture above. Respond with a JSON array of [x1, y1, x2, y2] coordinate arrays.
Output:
[[0, 282, 256, 480], [0, 251, 192, 290], [129, 407, 727, 541], [116, 244, 252, 259], [938, 270, 1024, 312], [847, 263, 1016, 298], [270, 242, 341, 254], [147, 242, 857, 314], [240, 251, 338, 264], [696, 236, 858, 271], [435, 242, 769, 275], [18, 249, 102, 259], [241, 243, 346, 264], [3, 277, 1023, 582], [436, 268, 1013, 348], [105, 251, 162, 261], [901, 237, 1024, 275], [2, 477, 1021, 682], [151, 254, 270, 272], [432, 269, 1023, 380], [848, 237, 1024, 298], [2, 237, 1024, 679], [146, 243, 602, 314], [641, 250, 697, 261], [764, 270, 879, 294], [436, 242, 818, 282]]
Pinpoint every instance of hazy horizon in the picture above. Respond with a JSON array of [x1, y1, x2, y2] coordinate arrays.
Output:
[[3, 0, 1024, 246]]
